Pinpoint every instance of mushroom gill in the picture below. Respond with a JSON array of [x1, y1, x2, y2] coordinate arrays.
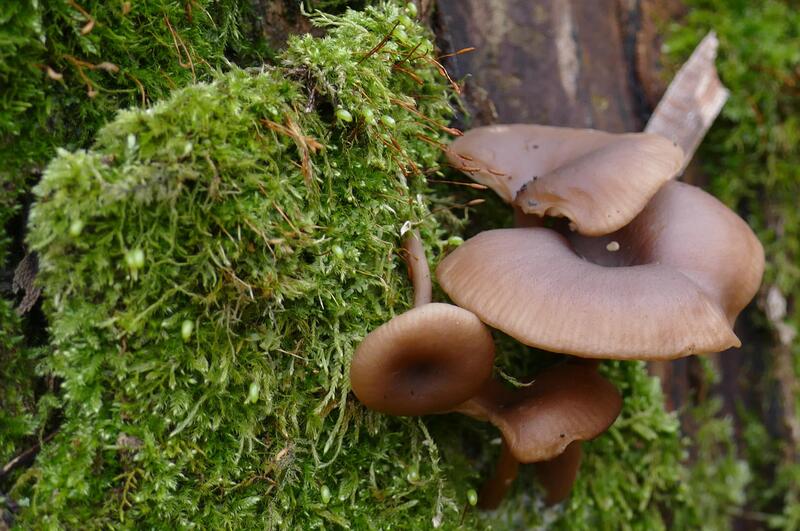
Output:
[[349, 303, 495, 416]]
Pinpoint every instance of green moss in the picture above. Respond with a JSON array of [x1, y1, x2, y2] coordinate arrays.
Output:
[[667, 1, 800, 526], [17, 4, 462, 527], [0, 0, 269, 175], [0, 0, 271, 498]]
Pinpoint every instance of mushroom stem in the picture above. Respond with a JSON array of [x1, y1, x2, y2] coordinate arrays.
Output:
[[512, 205, 544, 228], [402, 229, 432, 307], [478, 439, 520, 510], [534, 441, 583, 505], [450, 378, 512, 421]]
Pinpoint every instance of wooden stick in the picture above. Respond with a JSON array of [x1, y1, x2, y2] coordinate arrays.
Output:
[[645, 32, 729, 173]]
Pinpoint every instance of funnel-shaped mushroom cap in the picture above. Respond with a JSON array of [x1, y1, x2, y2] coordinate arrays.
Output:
[[350, 303, 495, 416], [484, 363, 621, 463], [565, 181, 764, 326], [447, 124, 683, 236], [534, 442, 583, 505], [437, 226, 740, 359], [621, 181, 763, 324]]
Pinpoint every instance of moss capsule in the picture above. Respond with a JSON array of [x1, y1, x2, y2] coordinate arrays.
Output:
[[246, 381, 260, 404], [362, 108, 376, 125], [181, 319, 194, 341], [467, 489, 478, 507], [132, 249, 145, 268], [320, 485, 332, 505], [69, 219, 84, 237], [446, 236, 464, 247], [335, 108, 353, 123]]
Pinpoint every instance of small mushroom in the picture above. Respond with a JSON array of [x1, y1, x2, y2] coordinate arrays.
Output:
[[457, 362, 622, 463], [458, 362, 621, 508], [350, 303, 496, 416], [436, 180, 763, 359], [447, 124, 683, 236], [351, 230, 496, 415]]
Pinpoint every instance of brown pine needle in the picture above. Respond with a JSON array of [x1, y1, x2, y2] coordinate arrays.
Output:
[[427, 178, 488, 190], [392, 64, 424, 85], [390, 97, 462, 136], [438, 47, 476, 60], [415, 133, 448, 151], [358, 21, 400, 64]]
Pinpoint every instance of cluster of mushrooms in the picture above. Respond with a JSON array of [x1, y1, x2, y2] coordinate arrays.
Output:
[[350, 123, 765, 509]]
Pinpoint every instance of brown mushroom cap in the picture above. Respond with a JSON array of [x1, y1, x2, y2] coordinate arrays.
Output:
[[483, 363, 621, 463], [460, 363, 618, 509], [437, 181, 763, 359], [447, 124, 683, 236], [436, 222, 741, 360], [350, 303, 495, 416], [564, 180, 764, 325]]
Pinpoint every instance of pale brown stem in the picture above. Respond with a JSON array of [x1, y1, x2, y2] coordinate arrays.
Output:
[[402, 230, 432, 307], [533, 441, 583, 505], [478, 438, 520, 510]]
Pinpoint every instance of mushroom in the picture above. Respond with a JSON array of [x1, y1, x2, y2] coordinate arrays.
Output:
[[350, 230, 625, 509], [350, 302, 496, 416], [351, 230, 497, 415], [447, 124, 683, 236], [436, 181, 763, 360], [466, 362, 621, 463], [458, 361, 621, 509]]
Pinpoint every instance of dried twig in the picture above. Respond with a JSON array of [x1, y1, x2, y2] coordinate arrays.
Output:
[[645, 32, 729, 172]]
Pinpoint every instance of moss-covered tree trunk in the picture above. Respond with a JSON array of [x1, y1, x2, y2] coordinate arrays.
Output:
[[5, 0, 795, 528]]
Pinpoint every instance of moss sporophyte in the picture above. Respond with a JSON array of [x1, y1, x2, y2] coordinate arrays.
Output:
[[0, 2, 768, 529]]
